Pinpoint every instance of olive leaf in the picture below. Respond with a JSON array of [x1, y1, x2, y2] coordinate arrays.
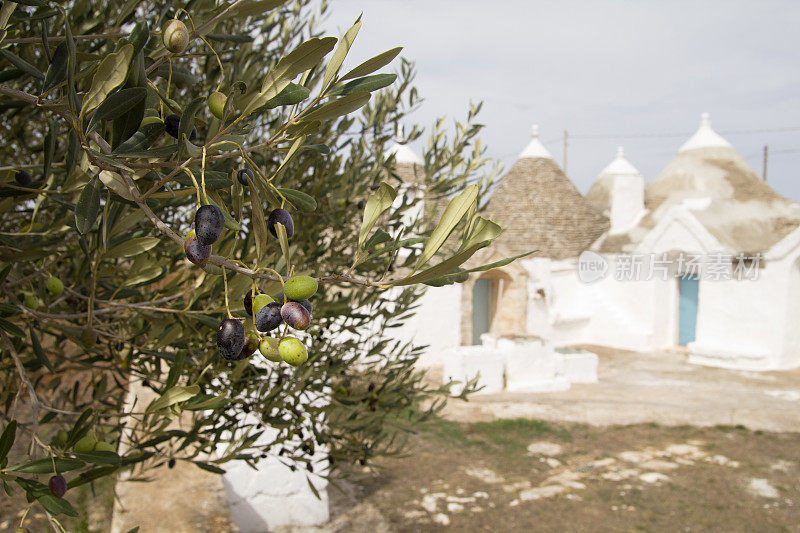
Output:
[[263, 82, 310, 109], [80, 44, 134, 119], [29, 326, 55, 373], [98, 170, 135, 201], [104, 237, 160, 259], [0, 420, 16, 462], [328, 73, 397, 97], [300, 92, 370, 123], [146, 384, 201, 413], [276, 222, 291, 270], [276, 188, 316, 211], [0, 317, 25, 338], [37, 494, 78, 517], [358, 182, 396, 247], [415, 184, 479, 270], [341, 46, 403, 80], [42, 42, 68, 92], [243, 37, 337, 116], [75, 176, 102, 234], [322, 14, 362, 90], [113, 122, 167, 155], [390, 217, 503, 287], [0, 49, 44, 80], [7, 457, 85, 473]]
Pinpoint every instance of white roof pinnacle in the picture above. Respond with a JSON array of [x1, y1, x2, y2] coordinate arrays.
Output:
[[519, 124, 553, 160], [599, 146, 641, 177], [386, 142, 422, 165], [386, 126, 422, 165], [678, 112, 733, 153]]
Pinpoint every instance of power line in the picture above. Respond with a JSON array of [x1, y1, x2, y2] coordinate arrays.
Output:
[[569, 126, 800, 140]]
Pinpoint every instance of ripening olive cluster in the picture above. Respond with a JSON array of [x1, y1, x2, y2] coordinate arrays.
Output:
[[179, 193, 313, 366], [218, 274, 317, 367]]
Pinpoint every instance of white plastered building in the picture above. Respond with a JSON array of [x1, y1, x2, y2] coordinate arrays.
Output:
[[395, 114, 800, 378]]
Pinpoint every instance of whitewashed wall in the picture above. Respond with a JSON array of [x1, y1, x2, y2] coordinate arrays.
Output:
[[387, 284, 463, 367]]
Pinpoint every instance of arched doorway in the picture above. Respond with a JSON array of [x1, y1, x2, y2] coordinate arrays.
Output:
[[471, 272, 513, 345]]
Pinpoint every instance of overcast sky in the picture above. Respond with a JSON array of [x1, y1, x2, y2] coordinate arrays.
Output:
[[318, 1, 800, 201]]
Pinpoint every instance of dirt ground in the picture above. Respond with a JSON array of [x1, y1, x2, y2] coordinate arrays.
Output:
[[4, 346, 800, 532], [331, 418, 800, 532]]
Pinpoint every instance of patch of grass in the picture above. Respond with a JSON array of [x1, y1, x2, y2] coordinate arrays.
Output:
[[420, 418, 572, 456], [465, 418, 572, 454], [421, 418, 474, 447]]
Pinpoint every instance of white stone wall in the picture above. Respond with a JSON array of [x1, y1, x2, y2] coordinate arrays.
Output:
[[441, 335, 598, 394], [610, 174, 646, 234], [388, 283, 463, 367], [221, 413, 329, 532]]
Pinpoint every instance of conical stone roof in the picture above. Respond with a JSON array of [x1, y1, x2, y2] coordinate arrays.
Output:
[[485, 128, 609, 259], [647, 113, 784, 209]]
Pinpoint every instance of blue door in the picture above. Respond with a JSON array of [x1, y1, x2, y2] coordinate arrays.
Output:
[[678, 274, 699, 346], [472, 278, 490, 345]]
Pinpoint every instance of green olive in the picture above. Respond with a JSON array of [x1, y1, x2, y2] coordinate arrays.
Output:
[[23, 293, 40, 310], [45, 276, 64, 297], [259, 336, 281, 362], [252, 293, 275, 315], [207, 91, 227, 120], [278, 337, 308, 366], [94, 441, 116, 453], [73, 434, 97, 452], [283, 276, 318, 301]]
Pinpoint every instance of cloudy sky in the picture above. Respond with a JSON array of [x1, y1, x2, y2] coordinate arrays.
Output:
[[318, 1, 800, 201]]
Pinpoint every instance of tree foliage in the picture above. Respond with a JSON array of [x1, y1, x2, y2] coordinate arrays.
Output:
[[0, 0, 511, 527]]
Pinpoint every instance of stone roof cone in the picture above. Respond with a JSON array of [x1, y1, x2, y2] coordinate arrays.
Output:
[[484, 125, 609, 260], [647, 112, 785, 209]]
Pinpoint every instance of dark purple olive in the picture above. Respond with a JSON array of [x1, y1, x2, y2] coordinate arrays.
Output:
[[168, 458, 176, 469], [184, 234, 210, 267], [254, 302, 282, 333], [195, 205, 224, 245], [164, 114, 180, 138], [14, 170, 32, 187], [281, 301, 311, 330], [238, 332, 259, 359], [267, 208, 294, 238], [48, 474, 67, 498], [357, 199, 365, 210], [243, 289, 258, 316], [295, 299, 312, 313], [217, 318, 245, 360], [237, 168, 254, 186], [164, 114, 197, 141]]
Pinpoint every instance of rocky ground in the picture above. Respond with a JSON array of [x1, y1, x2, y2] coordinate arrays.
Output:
[[328, 419, 800, 532]]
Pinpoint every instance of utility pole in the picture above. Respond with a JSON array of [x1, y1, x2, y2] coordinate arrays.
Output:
[[563, 129, 568, 173], [762, 145, 768, 182]]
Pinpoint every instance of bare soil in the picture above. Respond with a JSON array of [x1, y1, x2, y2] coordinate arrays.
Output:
[[332, 419, 800, 532]]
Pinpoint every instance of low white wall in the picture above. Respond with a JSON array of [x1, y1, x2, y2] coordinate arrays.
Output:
[[222, 414, 329, 532], [442, 336, 598, 394]]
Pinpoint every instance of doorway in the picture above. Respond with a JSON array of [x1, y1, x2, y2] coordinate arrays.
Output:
[[678, 274, 699, 346], [472, 278, 490, 345]]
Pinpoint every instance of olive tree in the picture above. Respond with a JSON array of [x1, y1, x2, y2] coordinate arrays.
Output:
[[0, 0, 526, 528]]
